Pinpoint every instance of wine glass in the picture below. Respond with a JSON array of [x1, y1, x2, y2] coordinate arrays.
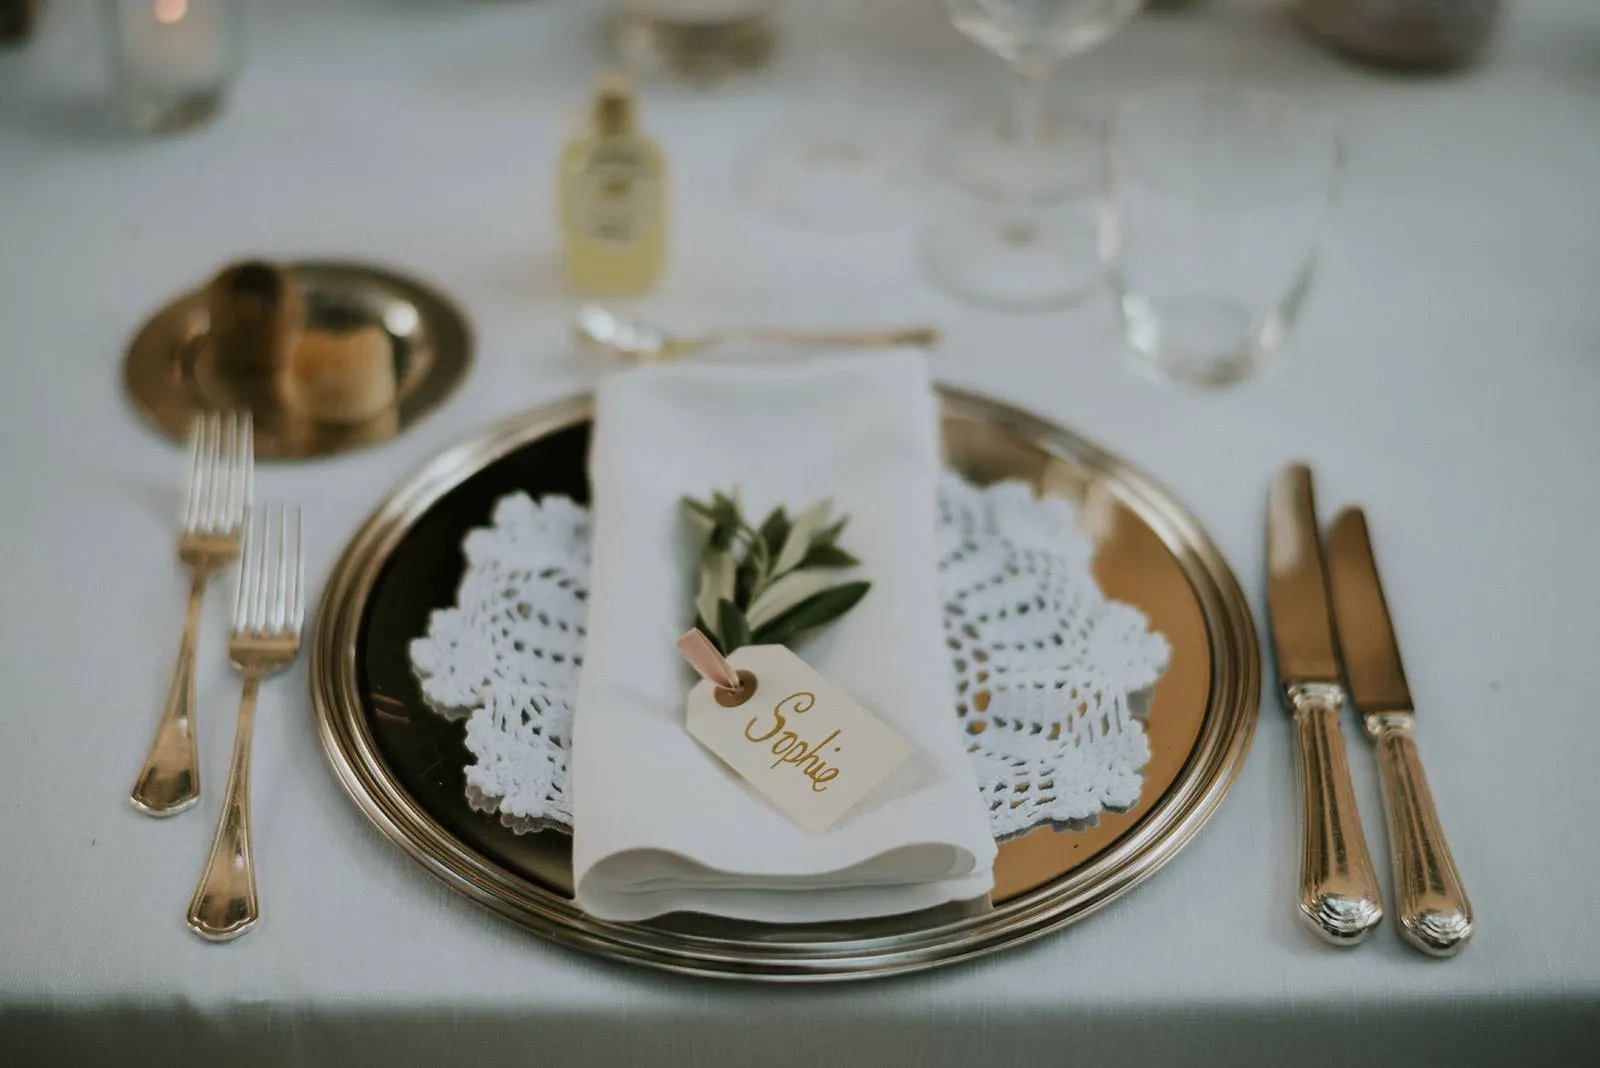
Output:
[[924, 0, 1143, 311], [742, 0, 920, 231]]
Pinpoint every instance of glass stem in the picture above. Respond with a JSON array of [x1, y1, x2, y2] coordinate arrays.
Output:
[[818, 0, 862, 135], [1007, 67, 1047, 211]]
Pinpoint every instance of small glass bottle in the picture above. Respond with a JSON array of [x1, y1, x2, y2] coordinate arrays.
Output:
[[558, 76, 669, 297], [102, 0, 244, 134]]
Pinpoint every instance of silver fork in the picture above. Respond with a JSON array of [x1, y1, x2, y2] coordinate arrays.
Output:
[[131, 411, 253, 816], [186, 504, 303, 942]]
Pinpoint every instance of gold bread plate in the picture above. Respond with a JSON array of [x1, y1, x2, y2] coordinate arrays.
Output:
[[311, 389, 1259, 980], [123, 261, 472, 461]]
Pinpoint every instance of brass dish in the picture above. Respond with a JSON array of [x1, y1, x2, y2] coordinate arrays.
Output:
[[311, 389, 1260, 980], [123, 261, 472, 461]]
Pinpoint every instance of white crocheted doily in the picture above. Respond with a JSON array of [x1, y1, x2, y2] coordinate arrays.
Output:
[[409, 475, 1169, 840], [405, 493, 589, 834]]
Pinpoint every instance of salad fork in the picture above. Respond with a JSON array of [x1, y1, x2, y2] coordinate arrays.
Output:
[[131, 411, 253, 816], [187, 504, 303, 942]]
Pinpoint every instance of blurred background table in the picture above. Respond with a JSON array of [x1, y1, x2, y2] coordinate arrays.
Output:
[[1, 0, 1597, 1064]]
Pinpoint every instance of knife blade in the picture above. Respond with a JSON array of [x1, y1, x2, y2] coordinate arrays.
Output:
[[1265, 464, 1383, 945], [1326, 508, 1473, 956], [1326, 509, 1413, 716], [1266, 464, 1342, 690]]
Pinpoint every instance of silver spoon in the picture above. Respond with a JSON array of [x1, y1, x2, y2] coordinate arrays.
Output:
[[574, 305, 939, 363]]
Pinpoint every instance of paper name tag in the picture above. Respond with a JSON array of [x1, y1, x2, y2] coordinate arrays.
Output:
[[685, 644, 912, 835]]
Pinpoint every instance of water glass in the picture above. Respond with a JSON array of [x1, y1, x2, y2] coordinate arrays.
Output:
[[1102, 89, 1342, 387]]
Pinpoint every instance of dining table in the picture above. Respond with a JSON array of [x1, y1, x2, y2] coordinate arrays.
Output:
[[2, 0, 1597, 1064]]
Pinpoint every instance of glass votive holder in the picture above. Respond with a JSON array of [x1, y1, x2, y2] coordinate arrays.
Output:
[[1101, 88, 1343, 389], [102, 0, 243, 134]]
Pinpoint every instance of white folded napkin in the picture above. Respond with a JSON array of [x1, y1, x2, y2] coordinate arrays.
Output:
[[571, 352, 997, 923]]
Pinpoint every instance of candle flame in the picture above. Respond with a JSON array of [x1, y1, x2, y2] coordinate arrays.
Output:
[[154, 0, 188, 25]]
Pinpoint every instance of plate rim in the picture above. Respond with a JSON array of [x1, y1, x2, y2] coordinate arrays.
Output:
[[310, 386, 1260, 981]]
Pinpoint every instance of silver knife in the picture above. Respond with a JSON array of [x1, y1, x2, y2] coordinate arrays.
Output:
[[1266, 464, 1384, 944], [1327, 508, 1473, 956]]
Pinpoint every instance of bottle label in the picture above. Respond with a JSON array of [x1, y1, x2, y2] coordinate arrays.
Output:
[[577, 144, 658, 247]]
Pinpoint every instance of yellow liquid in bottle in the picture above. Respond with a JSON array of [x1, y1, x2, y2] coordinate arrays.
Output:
[[558, 130, 668, 297]]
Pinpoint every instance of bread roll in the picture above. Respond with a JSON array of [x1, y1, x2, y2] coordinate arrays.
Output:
[[283, 324, 397, 425]]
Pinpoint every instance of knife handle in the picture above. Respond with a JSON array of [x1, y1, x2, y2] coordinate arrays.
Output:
[[1291, 685, 1384, 944], [1369, 715, 1473, 956]]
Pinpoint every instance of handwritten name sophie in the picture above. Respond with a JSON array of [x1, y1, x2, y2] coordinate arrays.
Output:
[[742, 691, 841, 792]]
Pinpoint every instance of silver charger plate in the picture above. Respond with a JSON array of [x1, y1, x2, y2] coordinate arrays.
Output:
[[310, 388, 1260, 980]]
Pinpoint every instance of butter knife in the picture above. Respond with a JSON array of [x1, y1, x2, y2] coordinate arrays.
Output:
[[1266, 465, 1384, 944], [1327, 509, 1473, 956]]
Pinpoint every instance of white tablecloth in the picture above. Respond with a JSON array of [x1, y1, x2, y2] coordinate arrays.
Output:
[[2, 1, 1597, 1064]]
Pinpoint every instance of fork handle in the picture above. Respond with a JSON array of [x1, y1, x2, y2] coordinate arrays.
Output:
[[130, 571, 208, 816], [187, 674, 260, 941]]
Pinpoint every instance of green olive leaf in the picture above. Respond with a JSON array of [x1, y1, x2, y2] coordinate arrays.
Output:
[[734, 553, 762, 607], [686, 489, 868, 652], [799, 542, 859, 569], [773, 498, 832, 576], [694, 550, 735, 636], [745, 568, 839, 631], [757, 507, 790, 562], [717, 598, 753, 653], [814, 516, 849, 546], [751, 581, 871, 647]]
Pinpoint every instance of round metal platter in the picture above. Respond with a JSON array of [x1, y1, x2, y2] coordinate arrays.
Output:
[[123, 260, 471, 461], [311, 388, 1260, 980]]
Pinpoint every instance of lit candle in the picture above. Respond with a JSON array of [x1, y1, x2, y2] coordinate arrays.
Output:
[[105, 0, 242, 132], [118, 0, 225, 90]]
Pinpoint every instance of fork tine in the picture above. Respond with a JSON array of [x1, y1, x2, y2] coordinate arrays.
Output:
[[192, 412, 218, 533], [206, 412, 227, 535], [243, 506, 263, 632], [224, 411, 244, 534], [230, 502, 304, 640], [238, 413, 254, 526], [254, 504, 275, 633], [180, 415, 204, 531], [232, 504, 255, 634], [232, 411, 252, 532], [289, 508, 304, 637], [268, 506, 287, 634], [218, 411, 235, 534], [206, 411, 227, 534]]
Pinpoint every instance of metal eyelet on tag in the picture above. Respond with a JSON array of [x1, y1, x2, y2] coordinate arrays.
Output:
[[714, 670, 757, 708]]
